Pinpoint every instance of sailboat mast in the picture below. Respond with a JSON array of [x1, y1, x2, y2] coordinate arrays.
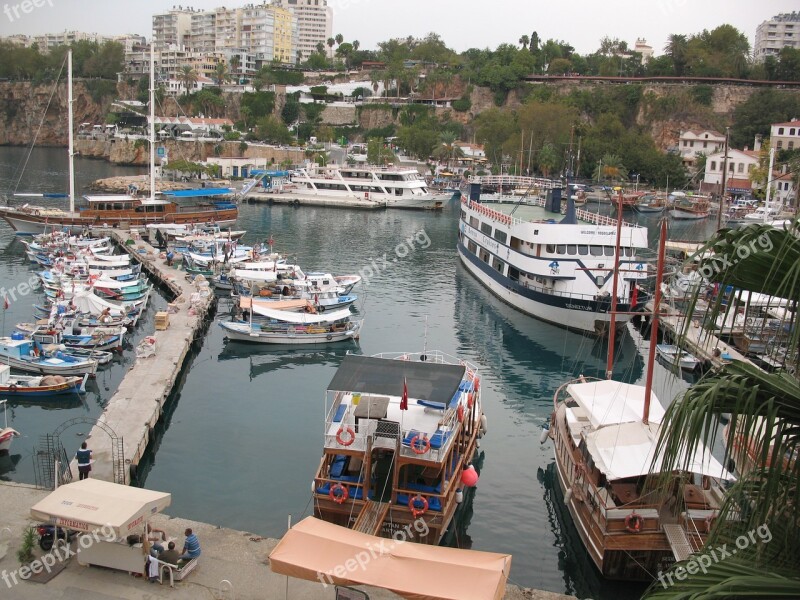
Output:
[[605, 192, 625, 378], [643, 218, 668, 425], [149, 42, 156, 201], [764, 147, 775, 223], [67, 49, 75, 213]]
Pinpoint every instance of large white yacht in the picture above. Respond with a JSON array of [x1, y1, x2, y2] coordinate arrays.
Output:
[[269, 164, 449, 210], [457, 187, 650, 335]]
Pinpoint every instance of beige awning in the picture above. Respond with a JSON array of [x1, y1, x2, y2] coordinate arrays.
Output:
[[30, 479, 171, 538], [269, 517, 511, 600]]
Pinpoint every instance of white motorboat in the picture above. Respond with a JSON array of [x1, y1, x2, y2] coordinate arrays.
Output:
[[655, 344, 701, 371]]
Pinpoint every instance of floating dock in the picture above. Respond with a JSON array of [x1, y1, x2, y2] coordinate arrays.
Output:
[[72, 231, 214, 484], [248, 191, 386, 209]]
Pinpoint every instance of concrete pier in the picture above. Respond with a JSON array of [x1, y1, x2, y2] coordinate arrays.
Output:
[[0, 482, 576, 600], [73, 232, 214, 484], [249, 191, 386, 209]]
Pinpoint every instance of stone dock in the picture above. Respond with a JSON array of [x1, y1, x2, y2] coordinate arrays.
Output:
[[72, 231, 215, 484], [0, 482, 576, 600]]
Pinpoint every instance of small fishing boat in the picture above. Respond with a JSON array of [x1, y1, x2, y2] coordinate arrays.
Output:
[[312, 351, 486, 544], [0, 364, 87, 396], [0, 336, 98, 376], [220, 305, 361, 345], [655, 344, 701, 371], [632, 194, 667, 214], [0, 399, 20, 454], [669, 194, 710, 220]]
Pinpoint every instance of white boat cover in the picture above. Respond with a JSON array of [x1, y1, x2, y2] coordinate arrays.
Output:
[[585, 420, 733, 481], [239, 298, 308, 311], [567, 380, 667, 429], [269, 517, 511, 600], [85, 257, 131, 268], [30, 479, 170, 537], [230, 269, 278, 282], [71, 290, 127, 316], [92, 276, 147, 290], [250, 302, 351, 324]]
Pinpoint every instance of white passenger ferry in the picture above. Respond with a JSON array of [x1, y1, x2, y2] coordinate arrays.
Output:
[[458, 188, 649, 335], [269, 164, 449, 210]]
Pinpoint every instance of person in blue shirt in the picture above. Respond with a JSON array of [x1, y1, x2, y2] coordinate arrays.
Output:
[[76, 442, 92, 480], [179, 528, 201, 563]]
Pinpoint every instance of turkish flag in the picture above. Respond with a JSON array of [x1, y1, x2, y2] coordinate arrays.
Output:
[[400, 377, 408, 411]]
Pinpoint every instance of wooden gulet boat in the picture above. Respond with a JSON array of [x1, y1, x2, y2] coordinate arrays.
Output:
[[313, 351, 487, 544], [544, 219, 733, 580]]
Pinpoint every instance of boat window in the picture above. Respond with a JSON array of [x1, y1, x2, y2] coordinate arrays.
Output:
[[578, 245, 588, 255], [467, 241, 477, 253], [508, 267, 520, 282], [546, 244, 556, 254], [113, 203, 123, 210], [590, 246, 603, 256], [604, 246, 614, 257], [493, 229, 507, 244], [470, 217, 479, 229], [460, 210, 467, 221], [493, 258, 505, 273], [394, 188, 403, 196], [566, 245, 577, 255], [156, 205, 165, 212], [481, 252, 490, 263], [624, 247, 633, 257], [556, 245, 566, 254], [596, 275, 605, 286], [480, 222, 492, 236]]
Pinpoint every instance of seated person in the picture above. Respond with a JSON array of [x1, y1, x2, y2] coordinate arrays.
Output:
[[178, 528, 201, 564], [159, 541, 181, 566], [147, 523, 167, 556]]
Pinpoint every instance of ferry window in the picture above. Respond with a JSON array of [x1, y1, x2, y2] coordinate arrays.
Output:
[[97, 203, 106, 210], [493, 230, 507, 244], [546, 244, 556, 254], [567, 245, 577, 255], [556, 245, 566, 254], [135, 206, 144, 213], [508, 267, 520, 282], [578, 245, 588, 255], [596, 275, 605, 286], [394, 188, 403, 196], [113, 203, 123, 210], [604, 246, 614, 257], [156, 205, 165, 212], [470, 217, 479, 229], [480, 222, 492, 236], [460, 210, 467, 221], [467, 241, 477, 253], [493, 258, 504, 273], [481, 252, 490, 263], [624, 247, 633, 257], [590, 246, 603, 256]]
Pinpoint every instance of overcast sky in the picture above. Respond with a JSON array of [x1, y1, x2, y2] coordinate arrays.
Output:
[[0, 0, 797, 55]]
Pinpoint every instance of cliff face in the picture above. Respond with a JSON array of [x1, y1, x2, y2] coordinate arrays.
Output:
[[0, 81, 110, 146]]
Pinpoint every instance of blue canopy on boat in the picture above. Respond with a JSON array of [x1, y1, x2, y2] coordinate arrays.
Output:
[[161, 188, 234, 198]]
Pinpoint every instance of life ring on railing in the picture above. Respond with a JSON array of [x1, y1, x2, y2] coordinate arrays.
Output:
[[409, 435, 431, 455], [326, 334, 333, 341], [409, 494, 428, 518], [467, 392, 474, 408], [336, 426, 355, 446], [329, 483, 349, 504], [457, 404, 464, 422], [625, 513, 644, 533], [8, 384, 18, 393], [473, 376, 480, 392]]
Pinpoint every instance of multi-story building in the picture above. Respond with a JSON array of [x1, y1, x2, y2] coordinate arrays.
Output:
[[754, 12, 800, 62], [678, 129, 726, 170], [21, 31, 145, 53], [190, 10, 217, 54], [702, 148, 760, 197], [153, 8, 194, 52], [770, 119, 800, 152], [214, 6, 243, 54], [271, 0, 332, 62]]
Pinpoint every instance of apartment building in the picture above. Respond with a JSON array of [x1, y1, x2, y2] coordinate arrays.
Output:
[[677, 129, 726, 170], [770, 120, 800, 151], [754, 12, 800, 62], [271, 0, 333, 62], [702, 148, 760, 196], [14, 31, 145, 53], [153, 8, 194, 52]]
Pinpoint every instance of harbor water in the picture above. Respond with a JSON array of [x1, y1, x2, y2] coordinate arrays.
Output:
[[0, 148, 724, 600]]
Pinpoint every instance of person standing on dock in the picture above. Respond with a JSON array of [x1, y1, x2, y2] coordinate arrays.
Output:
[[76, 442, 92, 480]]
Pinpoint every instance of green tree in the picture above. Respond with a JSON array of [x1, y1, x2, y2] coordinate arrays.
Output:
[[335, 33, 344, 46], [213, 62, 230, 86], [229, 55, 241, 82], [178, 66, 198, 94], [256, 115, 292, 144], [664, 34, 688, 75], [336, 42, 354, 70], [327, 37, 336, 59], [519, 35, 529, 50], [537, 142, 559, 177], [644, 221, 800, 600], [594, 153, 627, 182]]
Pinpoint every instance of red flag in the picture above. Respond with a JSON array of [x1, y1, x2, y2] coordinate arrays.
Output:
[[400, 377, 408, 411], [630, 285, 638, 307], [2, 295, 8, 310]]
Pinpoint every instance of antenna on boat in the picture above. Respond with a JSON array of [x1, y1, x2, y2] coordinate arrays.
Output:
[[643, 218, 668, 425], [67, 49, 75, 214], [422, 315, 428, 359], [605, 190, 625, 379], [149, 42, 156, 202]]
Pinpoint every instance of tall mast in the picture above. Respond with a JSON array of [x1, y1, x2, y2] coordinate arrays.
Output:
[[605, 191, 625, 379], [716, 127, 729, 230], [764, 147, 775, 223], [67, 49, 75, 213], [149, 42, 156, 201], [643, 218, 668, 424]]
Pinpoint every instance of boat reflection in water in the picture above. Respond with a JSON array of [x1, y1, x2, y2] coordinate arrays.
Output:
[[0, 453, 22, 481], [217, 340, 356, 382]]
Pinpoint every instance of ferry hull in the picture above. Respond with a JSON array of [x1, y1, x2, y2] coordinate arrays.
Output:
[[458, 243, 630, 335]]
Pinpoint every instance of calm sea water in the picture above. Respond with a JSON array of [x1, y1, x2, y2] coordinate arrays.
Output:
[[0, 148, 722, 599]]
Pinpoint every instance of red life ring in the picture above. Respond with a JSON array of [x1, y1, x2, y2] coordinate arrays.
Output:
[[473, 376, 480, 392], [409, 494, 428, 518], [457, 404, 464, 422], [467, 392, 474, 408], [409, 435, 431, 455], [625, 513, 644, 533], [329, 483, 349, 504], [336, 426, 355, 446]]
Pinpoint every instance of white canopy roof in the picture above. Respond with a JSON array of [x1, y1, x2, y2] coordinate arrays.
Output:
[[231, 269, 278, 282], [250, 302, 352, 324], [567, 380, 666, 429], [585, 420, 733, 481], [71, 290, 127, 316], [30, 479, 171, 538]]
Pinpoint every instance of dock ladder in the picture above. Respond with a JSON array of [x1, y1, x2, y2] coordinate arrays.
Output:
[[663, 524, 695, 562], [353, 500, 390, 536]]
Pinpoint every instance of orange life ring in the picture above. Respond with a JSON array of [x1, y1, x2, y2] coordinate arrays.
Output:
[[409, 494, 428, 518], [625, 513, 644, 533], [336, 426, 355, 446], [329, 483, 349, 504], [473, 376, 480, 392], [409, 435, 431, 455], [467, 392, 474, 408], [457, 404, 464, 422]]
